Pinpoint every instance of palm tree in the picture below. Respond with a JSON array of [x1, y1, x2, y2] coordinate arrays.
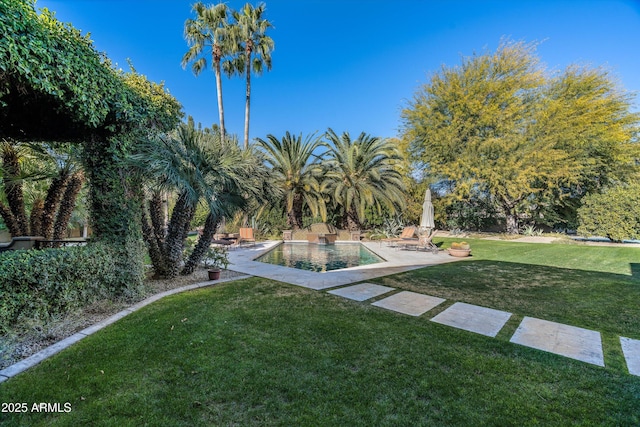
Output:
[[0, 141, 84, 239], [228, 2, 274, 149], [323, 129, 406, 231], [256, 132, 325, 230], [182, 2, 231, 142], [133, 120, 273, 278]]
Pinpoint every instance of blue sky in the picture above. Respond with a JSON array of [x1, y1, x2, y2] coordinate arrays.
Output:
[[36, 0, 640, 141]]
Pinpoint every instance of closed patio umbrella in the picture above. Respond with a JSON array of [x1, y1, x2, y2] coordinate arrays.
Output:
[[420, 188, 435, 231]]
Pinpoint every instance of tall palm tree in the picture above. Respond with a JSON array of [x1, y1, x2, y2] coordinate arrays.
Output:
[[323, 129, 406, 231], [182, 2, 231, 142], [228, 2, 274, 149], [256, 132, 325, 229]]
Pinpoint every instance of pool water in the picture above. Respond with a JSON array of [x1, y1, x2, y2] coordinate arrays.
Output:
[[255, 243, 385, 272]]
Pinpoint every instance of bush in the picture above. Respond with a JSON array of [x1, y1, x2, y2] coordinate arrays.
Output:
[[578, 184, 640, 242], [0, 243, 140, 333]]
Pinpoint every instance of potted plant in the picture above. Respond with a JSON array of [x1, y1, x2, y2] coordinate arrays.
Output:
[[202, 246, 230, 280], [448, 241, 471, 257]]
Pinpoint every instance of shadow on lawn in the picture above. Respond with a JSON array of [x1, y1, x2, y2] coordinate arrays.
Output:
[[631, 263, 640, 280]]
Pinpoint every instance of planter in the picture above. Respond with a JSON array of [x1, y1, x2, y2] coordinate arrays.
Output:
[[208, 269, 222, 280], [448, 248, 471, 257]]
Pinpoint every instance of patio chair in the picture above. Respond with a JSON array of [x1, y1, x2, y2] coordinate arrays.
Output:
[[381, 226, 417, 246], [238, 227, 256, 247], [400, 229, 439, 254]]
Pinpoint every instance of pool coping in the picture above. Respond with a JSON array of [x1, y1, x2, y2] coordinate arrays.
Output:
[[227, 240, 465, 290]]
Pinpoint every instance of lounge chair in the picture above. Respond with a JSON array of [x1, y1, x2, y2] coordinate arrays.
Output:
[[400, 229, 439, 254], [238, 227, 256, 247], [381, 226, 417, 246]]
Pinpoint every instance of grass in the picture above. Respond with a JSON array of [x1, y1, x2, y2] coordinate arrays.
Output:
[[1, 240, 639, 425]]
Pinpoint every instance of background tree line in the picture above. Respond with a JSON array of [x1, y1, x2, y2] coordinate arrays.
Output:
[[401, 40, 640, 237]]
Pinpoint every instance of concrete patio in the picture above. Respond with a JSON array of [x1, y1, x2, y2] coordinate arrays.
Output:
[[226, 240, 464, 290]]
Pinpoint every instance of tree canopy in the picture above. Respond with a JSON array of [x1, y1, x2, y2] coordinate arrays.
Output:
[[402, 40, 639, 233], [0, 0, 181, 141]]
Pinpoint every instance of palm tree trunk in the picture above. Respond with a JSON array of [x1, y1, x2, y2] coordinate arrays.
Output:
[[182, 211, 219, 275], [0, 201, 20, 237], [213, 45, 226, 142], [345, 207, 360, 231], [53, 171, 84, 240], [164, 191, 195, 278], [288, 192, 304, 229], [243, 49, 252, 149], [142, 204, 170, 278], [2, 144, 28, 235], [29, 199, 44, 237], [40, 171, 70, 239]]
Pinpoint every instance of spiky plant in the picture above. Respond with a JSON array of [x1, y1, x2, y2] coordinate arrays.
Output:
[[133, 120, 273, 278], [256, 132, 325, 230], [323, 129, 406, 231]]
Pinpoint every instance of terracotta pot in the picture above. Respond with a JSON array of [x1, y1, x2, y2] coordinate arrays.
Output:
[[448, 248, 471, 257], [208, 269, 222, 280]]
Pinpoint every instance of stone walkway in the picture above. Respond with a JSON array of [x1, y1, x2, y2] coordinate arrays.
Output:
[[326, 283, 626, 372], [1, 240, 639, 383]]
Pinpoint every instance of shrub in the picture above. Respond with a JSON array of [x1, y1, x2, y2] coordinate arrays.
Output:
[[0, 243, 141, 333], [577, 184, 640, 243], [450, 241, 470, 250]]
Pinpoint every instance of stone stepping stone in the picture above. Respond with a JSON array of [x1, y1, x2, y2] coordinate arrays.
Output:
[[510, 317, 604, 367], [620, 337, 640, 376], [328, 283, 395, 302], [372, 291, 445, 317], [430, 302, 511, 337]]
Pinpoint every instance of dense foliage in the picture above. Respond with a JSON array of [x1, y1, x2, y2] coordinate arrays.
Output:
[[0, 243, 140, 334], [1, 0, 182, 290], [256, 132, 325, 229], [323, 129, 406, 230], [134, 120, 273, 278], [402, 40, 639, 233], [578, 183, 640, 242]]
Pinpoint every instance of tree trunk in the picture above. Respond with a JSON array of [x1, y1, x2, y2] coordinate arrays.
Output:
[[182, 211, 220, 275], [345, 207, 360, 231], [288, 192, 304, 230], [29, 198, 44, 237], [164, 191, 195, 278], [213, 44, 226, 142], [0, 201, 20, 237], [2, 144, 28, 235], [40, 171, 70, 239], [243, 48, 252, 149], [53, 171, 85, 240], [142, 205, 170, 278], [149, 191, 167, 255]]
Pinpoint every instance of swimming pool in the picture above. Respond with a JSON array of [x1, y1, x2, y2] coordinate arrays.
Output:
[[255, 242, 385, 272]]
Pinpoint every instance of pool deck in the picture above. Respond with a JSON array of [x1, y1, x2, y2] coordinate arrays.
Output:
[[227, 240, 464, 290]]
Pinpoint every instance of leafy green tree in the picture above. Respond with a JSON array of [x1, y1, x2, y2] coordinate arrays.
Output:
[[182, 2, 232, 142], [228, 2, 274, 148], [402, 40, 639, 233], [578, 183, 640, 242], [256, 132, 325, 230], [323, 129, 405, 231], [2, 0, 182, 291]]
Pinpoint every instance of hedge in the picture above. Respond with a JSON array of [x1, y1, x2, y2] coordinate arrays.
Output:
[[0, 243, 143, 333]]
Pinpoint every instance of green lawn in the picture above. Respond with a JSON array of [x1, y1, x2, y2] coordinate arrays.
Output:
[[1, 240, 639, 425]]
